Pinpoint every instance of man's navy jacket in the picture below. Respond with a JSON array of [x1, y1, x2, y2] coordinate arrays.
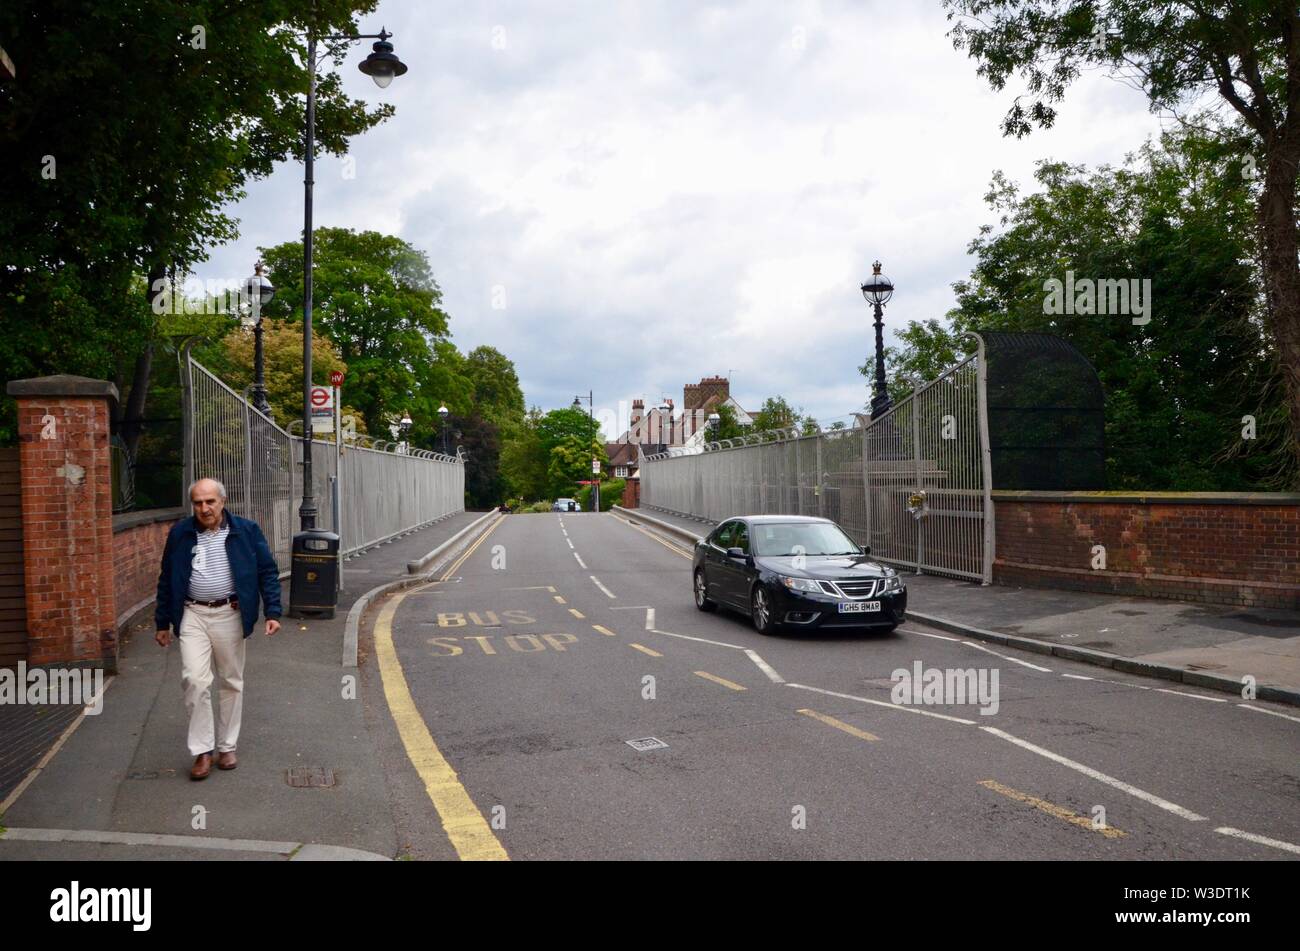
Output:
[[155, 511, 283, 638]]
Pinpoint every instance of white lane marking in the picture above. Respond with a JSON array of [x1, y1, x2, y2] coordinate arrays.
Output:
[[573, 551, 587, 569], [566, 538, 574, 549], [1154, 687, 1228, 703], [980, 726, 1206, 821], [897, 627, 963, 642], [562, 529, 568, 537], [785, 683, 977, 725], [646, 607, 655, 630], [589, 575, 617, 599], [962, 640, 1053, 672], [1238, 704, 1300, 724], [744, 649, 785, 684], [1214, 826, 1300, 856], [650, 628, 746, 651]]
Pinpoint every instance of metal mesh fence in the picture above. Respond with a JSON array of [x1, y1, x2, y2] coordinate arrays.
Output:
[[186, 357, 464, 568], [641, 341, 993, 581]]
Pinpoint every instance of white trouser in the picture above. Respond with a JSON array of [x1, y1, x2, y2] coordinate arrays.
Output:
[[178, 602, 247, 757]]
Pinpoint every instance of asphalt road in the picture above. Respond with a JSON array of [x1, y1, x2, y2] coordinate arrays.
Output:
[[362, 510, 1300, 861]]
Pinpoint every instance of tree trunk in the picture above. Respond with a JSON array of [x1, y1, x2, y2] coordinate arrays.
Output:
[[120, 264, 166, 459], [1258, 140, 1300, 488]]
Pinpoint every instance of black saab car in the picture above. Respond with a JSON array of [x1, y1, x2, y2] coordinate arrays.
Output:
[[692, 515, 906, 634]]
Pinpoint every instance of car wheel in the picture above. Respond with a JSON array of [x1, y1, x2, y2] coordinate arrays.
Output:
[[694, 569, 717, 612], [751, 584, 777, 634]]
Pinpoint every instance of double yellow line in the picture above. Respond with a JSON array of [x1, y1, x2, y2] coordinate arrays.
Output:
[[373, 515, 509, 861]]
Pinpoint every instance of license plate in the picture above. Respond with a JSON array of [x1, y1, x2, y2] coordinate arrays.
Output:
[[838, 601, 881, 613]]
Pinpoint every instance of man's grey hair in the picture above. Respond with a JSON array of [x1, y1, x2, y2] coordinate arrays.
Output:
[[188, 478, 227, 501]]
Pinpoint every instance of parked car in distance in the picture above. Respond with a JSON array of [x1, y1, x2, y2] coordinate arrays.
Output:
[[692, 515, 906, 634], [552, 498, 579, 512]]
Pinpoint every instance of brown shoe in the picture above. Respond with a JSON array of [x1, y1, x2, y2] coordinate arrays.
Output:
[[217, 750, 238, 770], [190, 752, 213, 781]]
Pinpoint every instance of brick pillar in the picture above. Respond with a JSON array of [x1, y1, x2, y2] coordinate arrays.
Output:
[[5, 375, 119, 669]]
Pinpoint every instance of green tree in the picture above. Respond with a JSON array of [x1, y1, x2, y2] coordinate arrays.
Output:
[[751, 396, 803, 434], [464, 346, 526, 428], [885, 127, 1280, 489], [258, 228, 461, 439], [0, 0, 395, 448], [500, 407, 549, 501], [943, 0, 1300, 485]]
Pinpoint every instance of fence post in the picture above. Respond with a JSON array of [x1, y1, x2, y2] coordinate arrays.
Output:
[[971, 333, 996, 585]]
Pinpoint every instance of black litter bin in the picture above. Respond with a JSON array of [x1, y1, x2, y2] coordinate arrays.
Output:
[[289, 529, 340, 618]]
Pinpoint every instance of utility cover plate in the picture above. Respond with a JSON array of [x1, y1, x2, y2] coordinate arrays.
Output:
[[625, 737, 668, 752], [286, 766, 336, 788]]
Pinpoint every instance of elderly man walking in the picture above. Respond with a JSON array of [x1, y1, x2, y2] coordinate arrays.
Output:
[[155, 478, 282, 780]]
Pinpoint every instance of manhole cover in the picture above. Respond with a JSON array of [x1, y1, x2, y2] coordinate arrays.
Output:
[[625, 737, 668, 752], [285, 766, 336, 788]]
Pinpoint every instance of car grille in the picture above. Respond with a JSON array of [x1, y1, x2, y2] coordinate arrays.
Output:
[[833, 579, 878, 599]]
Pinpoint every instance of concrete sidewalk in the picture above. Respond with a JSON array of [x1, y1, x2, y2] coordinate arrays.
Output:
[[624, 505, 1300, 704], [0, 510, 487, 861]]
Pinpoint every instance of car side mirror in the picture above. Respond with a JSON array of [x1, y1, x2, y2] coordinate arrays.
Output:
[[726, 547, 746, 559], [861, 545, 871, 555]]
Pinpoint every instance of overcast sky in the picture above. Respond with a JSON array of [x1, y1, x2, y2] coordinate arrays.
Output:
[[195, 0, 1165, 438]]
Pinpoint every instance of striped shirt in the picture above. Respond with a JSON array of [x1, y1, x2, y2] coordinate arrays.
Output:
[[188, 514, 235, 600]]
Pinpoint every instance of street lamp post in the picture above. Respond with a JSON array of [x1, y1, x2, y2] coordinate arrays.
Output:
[[241, 261, 275, 417], [707, 412, 720, 442], [400, 412, 412, 454], [573, 391, 597, 512], [299, 25, 407, 532], [861, 260, 895, 420], [438, 405, 449, 454]]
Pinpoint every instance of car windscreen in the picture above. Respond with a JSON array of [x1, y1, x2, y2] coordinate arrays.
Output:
[[751, 522, 860, 557]]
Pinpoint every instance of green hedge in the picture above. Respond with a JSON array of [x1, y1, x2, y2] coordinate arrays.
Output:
[[577, 478, 624, 512]]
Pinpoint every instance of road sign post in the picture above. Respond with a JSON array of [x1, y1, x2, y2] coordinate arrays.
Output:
[[329, 371, 345, 593]]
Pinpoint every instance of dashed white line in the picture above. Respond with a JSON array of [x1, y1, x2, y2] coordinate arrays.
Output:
[[589, 575, 617, 599], [744, 649, 785, 684], [645, 608, 655, 630], [1214, 826, 1300, 855], [1238, 704, 1300, 724], [897, 627, 963, 642], [785, 683, 977, 725], [566, 538, 574, 548], [1061, 674, 1095, 681], [1154, 687, 1228, 703], [980, 726, 1207, 822], [572, 551, 587, 569], [962, 640, 1052, 672]]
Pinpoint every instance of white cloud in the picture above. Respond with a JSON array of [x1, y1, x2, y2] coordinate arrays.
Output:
[[196, 0, 1166, 437]]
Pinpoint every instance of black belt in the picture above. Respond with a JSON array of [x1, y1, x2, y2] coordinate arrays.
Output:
[[186, 594, 238, 608]]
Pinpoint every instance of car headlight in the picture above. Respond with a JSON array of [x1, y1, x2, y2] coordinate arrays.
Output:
[[780, 575, 822, 593], [878, 575, 904, 594]]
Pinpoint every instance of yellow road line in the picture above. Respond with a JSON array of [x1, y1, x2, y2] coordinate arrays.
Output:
[[978, 779, 1127, 839], [628, 643, 663, 657], [374, 594, 508, 860], [568, 607, 585, 619], [797, 708, 879, 742], [370, 516, 509, 860], [440, 515, 505, 581], [694, 670, 746, 691], [613, 515, 692, 560], [553, 595, 566, 604], [592, 624, 617, 637]]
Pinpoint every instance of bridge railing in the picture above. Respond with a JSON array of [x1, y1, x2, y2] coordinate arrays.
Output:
[[639, 336, 993, 582], [184, 354, 464, 568]]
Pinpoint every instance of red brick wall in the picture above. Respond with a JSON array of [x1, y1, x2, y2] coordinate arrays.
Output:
[[7, 381, 119, 667], [622, 478, 640, 509], [113, 512, 184, 629], [993, 492, 1300, 609]]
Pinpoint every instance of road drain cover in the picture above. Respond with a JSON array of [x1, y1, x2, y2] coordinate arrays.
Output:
[[286, 766, 336, 788], [626, 737, 668, 752]]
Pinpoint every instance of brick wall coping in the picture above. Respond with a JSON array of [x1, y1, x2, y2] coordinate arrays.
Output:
[[992, 490, 1300, 506], [113, 506, 186, 534], [6, 374, 120, 403]]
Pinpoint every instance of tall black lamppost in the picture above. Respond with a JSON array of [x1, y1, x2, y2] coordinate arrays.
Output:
[[241, 261, 275, 416], [399, 412, 412, 454], [707, 412, 720, 442], [298, 24, 407, 532], [861, 260, 895, 420], [437, 404, 449, 454], [573, 391, 597, 511]]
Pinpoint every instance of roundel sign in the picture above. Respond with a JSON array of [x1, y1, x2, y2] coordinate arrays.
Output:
[[329, 370, 345, 388], [310, 386, 332, 409]]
